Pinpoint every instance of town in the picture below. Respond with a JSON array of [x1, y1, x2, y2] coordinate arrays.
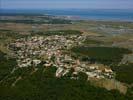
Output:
[[9, 34, 114, 80]]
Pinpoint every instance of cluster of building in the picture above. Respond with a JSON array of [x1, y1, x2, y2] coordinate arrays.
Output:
[[9, 34, 114, 80]]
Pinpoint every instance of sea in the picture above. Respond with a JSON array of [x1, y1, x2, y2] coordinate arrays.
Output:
[[1, 9, 133, 22]]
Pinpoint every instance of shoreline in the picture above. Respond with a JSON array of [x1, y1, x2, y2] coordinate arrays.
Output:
[[0, 13, 133, 23], [1, 9, 133, 22]]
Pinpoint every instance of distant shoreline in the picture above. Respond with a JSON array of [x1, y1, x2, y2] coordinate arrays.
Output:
[[1, 9, 133, 22]]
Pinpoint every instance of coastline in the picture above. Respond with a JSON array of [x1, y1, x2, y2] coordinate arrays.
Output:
[[1, 9, 133, 22]]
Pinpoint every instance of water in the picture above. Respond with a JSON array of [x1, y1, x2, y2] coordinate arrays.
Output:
[[1, 9, 133, 21]]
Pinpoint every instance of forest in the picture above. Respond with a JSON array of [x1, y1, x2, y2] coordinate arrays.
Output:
[[71, 46, 132, 65], [0, 51, 132, 100]]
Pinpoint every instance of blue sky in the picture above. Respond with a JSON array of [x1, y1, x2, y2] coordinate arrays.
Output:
[[1, 0, 133, 9]]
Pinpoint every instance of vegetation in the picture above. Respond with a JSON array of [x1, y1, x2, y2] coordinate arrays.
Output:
[[0, 66, 132, 100], [111, 63, 133, 84], [83, 38, 104, 45], [0, 51, 17, 81], [71, 46, 132, 65], [0, 18, 71, 24], [31, 30, 83, 36], [0, 52, 132, 100], [71, 46, 133, 85], [0, 15, 133, 100], [0, 29, 28, 39]]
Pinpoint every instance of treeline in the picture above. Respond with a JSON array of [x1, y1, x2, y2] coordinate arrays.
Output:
[[0, 29, 30, 39], [31, 30, 83, 36], [0, 19, 72, 24], [0, 30, 19, 39]]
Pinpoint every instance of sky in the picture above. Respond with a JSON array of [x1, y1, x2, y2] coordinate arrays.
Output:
[[0, 0, 133, 9]]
